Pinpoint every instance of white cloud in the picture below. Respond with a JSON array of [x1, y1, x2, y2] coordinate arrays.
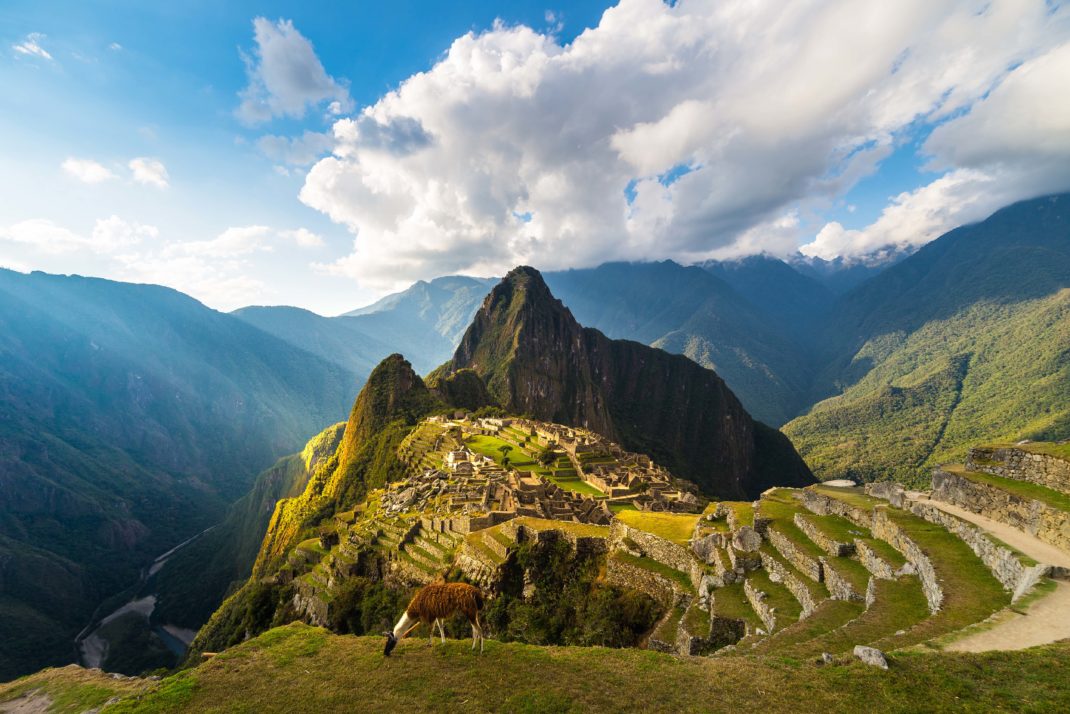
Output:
[[257, 131, 334, 165], [129, 157, 169, 188], [279, 227, 325, 248], [0, 216, 157, 255], [12, 33, 52, 61], [62, 157, 117, 184], [166, 225, 273, 258], [803, 40, 1070, 260], [236, 17, 352, 124], [91, 215, 158, 252], [298, 0, 1070, 290], [109, 42, 123, 51]]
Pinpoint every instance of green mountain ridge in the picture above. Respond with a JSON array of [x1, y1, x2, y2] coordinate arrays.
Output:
[[786, 193, 1070, 483], [0, 270, 357, 680]]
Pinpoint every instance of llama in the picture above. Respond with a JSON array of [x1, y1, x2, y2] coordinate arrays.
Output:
[[383, 581, 486, 656]]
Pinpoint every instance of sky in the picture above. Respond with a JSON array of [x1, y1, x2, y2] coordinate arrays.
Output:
[[1, 1, 1068, 315]]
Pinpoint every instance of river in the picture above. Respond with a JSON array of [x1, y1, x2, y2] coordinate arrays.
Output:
[[75, 526, 214, 669]]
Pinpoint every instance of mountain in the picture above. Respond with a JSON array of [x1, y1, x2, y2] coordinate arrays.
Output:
[[0, 270, 356, 680], [543, 262, 814, 425], [440, 266, 814, 498], [232, 276, 497, 380], [698, 255, 834, 344], [785, 193, 1070, 484], [790, 252, 906, 294]]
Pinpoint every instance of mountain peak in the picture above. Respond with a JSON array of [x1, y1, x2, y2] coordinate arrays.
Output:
[[443, 268, 813, 497]]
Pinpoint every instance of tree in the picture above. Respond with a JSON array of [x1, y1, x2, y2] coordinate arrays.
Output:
[[498, 444, 513, 467], [537, 446, 557, 467]]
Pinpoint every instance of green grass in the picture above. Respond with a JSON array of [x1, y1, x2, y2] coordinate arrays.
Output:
[[746, 599, 865, 654], [747, 570, 802, 627], [615, 510, 700, 546], [652, 606, 685, 644], [8, 623, 1070, 712], [782, 576, 930, 658], [722, 501, 755, 527], [610, 552, 693, 592], [512, 517, 610, 539], [609, 503, 638, 514], [711, 582, 762, 632], [988, 441, 1070, 462], [758, 545, 827, 601], [942, 464, 1070, 512], [758, 491, 826, 561], [803, 513, 870, 545], [465, 434, 606, 497]]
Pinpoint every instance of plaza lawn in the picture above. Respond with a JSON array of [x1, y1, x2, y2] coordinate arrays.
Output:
[[464, 434, 605, 497], [615, 510, 700, 546]]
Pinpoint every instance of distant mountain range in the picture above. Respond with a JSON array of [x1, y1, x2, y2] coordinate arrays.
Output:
[[3, 191, 1069, 679]]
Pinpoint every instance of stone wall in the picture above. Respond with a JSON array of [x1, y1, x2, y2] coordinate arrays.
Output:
[[744, 578, 776, 633], [864, 482, 906, 508], [967, 447, 1070, 494], [931, 468, 1070, 553], [605, 556, 686, 607], [905, 494, 1055, 601], [759, 551, 820, 616], [794, 514, 855, 557], [797, 490, 871, 528], [611, 521, 692, 574], [870, 509, 943, 613], [768, 529, 822, 582], [854, 540, 896, 580], [820, 557, 865, 602]]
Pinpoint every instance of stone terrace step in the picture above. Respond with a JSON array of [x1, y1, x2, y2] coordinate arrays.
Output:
[[814, 487, 1012, 651], [758, 490, 827, 583], [745, 599, 865, 656], [745, 569, 803, 634], [758, 545, 827, 617]]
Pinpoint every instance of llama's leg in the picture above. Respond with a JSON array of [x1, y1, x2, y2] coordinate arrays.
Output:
[[471, 622, 478, 650], [476, 612, 485, 653], [437, 618, 446, 644]]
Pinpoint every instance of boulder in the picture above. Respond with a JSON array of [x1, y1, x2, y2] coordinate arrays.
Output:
[[732, 525, 763, 552], [853, 645, 889, 670]]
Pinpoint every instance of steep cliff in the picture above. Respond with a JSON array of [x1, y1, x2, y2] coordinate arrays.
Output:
[[443, 267, 813, 498]]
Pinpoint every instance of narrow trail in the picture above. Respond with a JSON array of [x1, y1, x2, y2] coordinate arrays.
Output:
[[906, 492, 1070, 652]]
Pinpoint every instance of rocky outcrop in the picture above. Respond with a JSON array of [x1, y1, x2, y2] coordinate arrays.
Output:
[[443, 266, 814, 498], [853, 645, 888, 670], [931, 468, 1070, 553], [967, 446, 1070, 494]]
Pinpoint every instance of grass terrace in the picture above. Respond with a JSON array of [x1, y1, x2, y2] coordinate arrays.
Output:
[[722, 501, 755, 527], [615, 510, 701, 546], [747, 599, 865, 655], [942, 464, 1070, 512], [8, 624, 1070, 712], [711, 582, 762, 632], [747, 569, 803, 628], [512, 517, 611, 539], [611, 552, 693, 592], [465, 434, 606, 498], [985, 441, 1070, 463]]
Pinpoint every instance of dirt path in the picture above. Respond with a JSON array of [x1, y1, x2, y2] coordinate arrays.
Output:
[[906, 493, 1070, 568], [0, 692, 51, 714], [906, 492, 1070, 652]]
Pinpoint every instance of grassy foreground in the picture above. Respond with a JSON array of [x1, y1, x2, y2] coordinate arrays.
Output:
[[4, 623, 1070, 713]]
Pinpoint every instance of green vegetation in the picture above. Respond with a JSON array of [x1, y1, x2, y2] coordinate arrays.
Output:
[[943, 464, 1070, 512], [610, 552, 693, 591], [711, 582, 761, 632], [485, 536, 661, 648], [788, 195, 1070, 485], [0, 269, 360, 679], [747, 569, 802, 627], [615, 510, 700, 545], [466, 433, 606, 497], [10, 623, 1070, 712]]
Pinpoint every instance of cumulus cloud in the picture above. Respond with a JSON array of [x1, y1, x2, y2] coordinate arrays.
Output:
[[12, 33, 52, 61], [91, 215, 158, 252], [803, 40, 1070, 260], [62, 157, 117, 184], [129, 157, 169, 188], [236, 18, 352, 124], [296, 0, 1070, 290]]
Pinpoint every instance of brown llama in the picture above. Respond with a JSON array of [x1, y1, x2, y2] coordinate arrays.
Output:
[[383, 582, 486, 656]]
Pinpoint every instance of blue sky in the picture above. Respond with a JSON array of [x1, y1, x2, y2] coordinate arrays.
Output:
[[1, 1, 1068, 313]]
